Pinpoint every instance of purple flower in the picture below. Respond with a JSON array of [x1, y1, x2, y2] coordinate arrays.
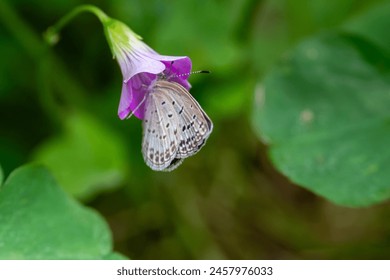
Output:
[[104, 19, 192, 119]]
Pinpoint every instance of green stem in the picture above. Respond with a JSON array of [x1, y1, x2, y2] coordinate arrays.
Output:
[[44, 5, 110, 45]]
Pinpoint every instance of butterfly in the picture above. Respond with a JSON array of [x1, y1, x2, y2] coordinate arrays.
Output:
[[141, 80, 213, 171]]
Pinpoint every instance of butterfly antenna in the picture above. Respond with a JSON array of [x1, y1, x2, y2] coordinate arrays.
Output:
[[173, 70, 210, 78], [126, 94, 147, 119]]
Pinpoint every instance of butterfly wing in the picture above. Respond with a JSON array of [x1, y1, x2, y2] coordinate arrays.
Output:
[[142, 89, 179, 171], [142, 80, 213, 171], [154, 81, 213, 159]]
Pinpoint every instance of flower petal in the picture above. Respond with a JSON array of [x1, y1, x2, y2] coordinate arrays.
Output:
[[118, 72, 156, 120], [118, 83, 133, 120], [161, 57, 192, 90], [117, 42, 165, 83]]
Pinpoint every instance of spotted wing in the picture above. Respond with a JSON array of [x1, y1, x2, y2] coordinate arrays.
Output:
[[154, 81, 213, 159], [142, 89, 179, 171]]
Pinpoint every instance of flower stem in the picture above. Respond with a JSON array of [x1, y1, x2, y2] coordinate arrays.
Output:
[[44, 5, 110, 45]]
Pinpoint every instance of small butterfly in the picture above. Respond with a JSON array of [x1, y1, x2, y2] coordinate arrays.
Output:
[[141, 80, 213, 171]]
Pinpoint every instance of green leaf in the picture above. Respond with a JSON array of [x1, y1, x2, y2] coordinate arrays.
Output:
[[0, 164, 123, 259], [33, 112, 128, 200], [253, 32, 390, 207]]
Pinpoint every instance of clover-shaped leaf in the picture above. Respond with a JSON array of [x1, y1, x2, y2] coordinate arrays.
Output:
[[0, 164, 124, 259], [253, 32, 390, 207]]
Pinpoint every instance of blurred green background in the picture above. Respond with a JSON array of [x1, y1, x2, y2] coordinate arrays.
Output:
[[1, 0, 390, 259]]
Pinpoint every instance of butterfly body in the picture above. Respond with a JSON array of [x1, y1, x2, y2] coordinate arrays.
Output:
[[142, 80, 213, 171]]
